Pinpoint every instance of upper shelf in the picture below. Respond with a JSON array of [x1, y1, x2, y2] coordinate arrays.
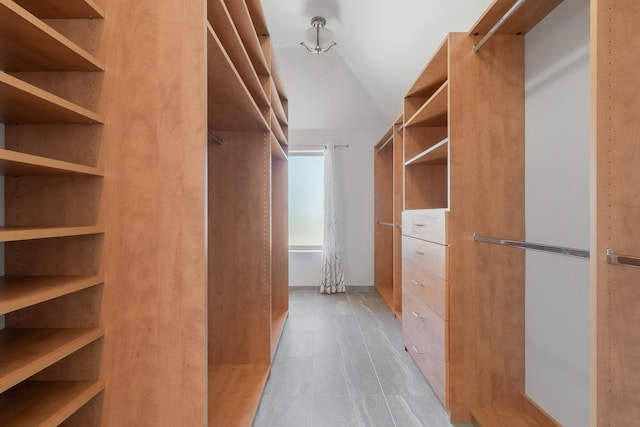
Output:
[[0, 149, 102, 176], [12, 0, 104, 19], [469, 0, 563, 37], [270, 79, 288, 127], [270, 133, 287, 161], [270, 110, 287, 145], [207, 23, 269, 132], [406, 37, 448, 98], [0, 328, 104, 394], [0, 0, 103, 71], [224, 0, 270, 77], [0, 380, 104, 427], [0, 275, 104, 316], [405, 81, 448, 128], [0, 72, 104, 124], [208, 0, 269, 110]]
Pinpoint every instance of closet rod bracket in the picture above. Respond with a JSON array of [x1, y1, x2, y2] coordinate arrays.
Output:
[[606, 248, 640, 269]]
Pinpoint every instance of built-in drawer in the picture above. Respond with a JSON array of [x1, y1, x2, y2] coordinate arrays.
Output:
[[402, 209, 448, 244], [404, 292, 447, 361], [402, 259, 447, 319], [403, 311, 447, 407], [402, 236, 447, 279]]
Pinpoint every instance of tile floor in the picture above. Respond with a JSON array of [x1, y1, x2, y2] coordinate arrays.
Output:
[[254, 288, 473, 427]]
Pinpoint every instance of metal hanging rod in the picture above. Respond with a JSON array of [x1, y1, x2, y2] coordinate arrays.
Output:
[[207, 131, 224, 145], [607, 248, 640, 269], [376, 221, 395, 227], [473, 232, 590, 259], [473, 0, 528, 53], [288, 144, 349, 154], [377, 134, 394, 153]]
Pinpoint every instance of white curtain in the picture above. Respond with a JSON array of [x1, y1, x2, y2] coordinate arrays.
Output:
[[320, 143, 345, 294]]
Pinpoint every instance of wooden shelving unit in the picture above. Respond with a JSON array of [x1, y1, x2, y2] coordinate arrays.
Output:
[[0, 0, 106, 424], [373, 116, 403, 317], [207, 1, 288, 425], [402, 30, 526, 423]]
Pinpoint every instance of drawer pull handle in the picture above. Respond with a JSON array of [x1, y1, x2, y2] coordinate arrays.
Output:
[[412, 311, 423, 319], [414, 222, 425, 227], [411, 280, 424, 287], [414, 250, 425, 256], [412, 345, 423, 354]]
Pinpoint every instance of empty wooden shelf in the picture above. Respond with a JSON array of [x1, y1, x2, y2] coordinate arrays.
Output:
[[0, 226, 104, 242], [405, 138, 449, 166], [0, 72, 104, 124], [0, 328, 104, 394], [224, 0, 269, 77], [0, 0, 103, 71], [0, 380, 104, 427], [0, 149, 102, 176], [0, 275, 104, 315], [12, 0, 104, 19]]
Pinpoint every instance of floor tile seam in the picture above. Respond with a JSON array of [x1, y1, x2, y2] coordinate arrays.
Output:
[[348, 294, 399, 427]]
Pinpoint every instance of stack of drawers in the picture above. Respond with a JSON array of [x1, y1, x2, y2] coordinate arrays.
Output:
[[401, 209, 449, 406]]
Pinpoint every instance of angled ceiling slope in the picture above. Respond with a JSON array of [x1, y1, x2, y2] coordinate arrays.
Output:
[[262, 0, 493, 131]]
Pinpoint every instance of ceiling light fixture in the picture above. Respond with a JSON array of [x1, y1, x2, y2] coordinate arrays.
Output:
[[300, 16, 336, 54]]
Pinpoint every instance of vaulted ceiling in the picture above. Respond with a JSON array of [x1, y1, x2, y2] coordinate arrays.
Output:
[[262, 0, 493, 132]]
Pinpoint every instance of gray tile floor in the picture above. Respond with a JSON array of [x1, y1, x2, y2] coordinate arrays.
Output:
[[254, 288, 473, 427]]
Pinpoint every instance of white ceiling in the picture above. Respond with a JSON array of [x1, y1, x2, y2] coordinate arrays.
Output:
[[262, 0, 493, 133]]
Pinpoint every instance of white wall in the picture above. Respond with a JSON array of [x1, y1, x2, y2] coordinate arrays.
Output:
[[288, 127, 385, 288], [524, 0, 590, 425]]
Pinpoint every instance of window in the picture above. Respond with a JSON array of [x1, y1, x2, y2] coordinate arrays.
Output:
[[289, 153, 324, 248]]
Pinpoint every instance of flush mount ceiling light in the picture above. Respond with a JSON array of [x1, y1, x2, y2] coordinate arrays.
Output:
[[300, 16, 336, 53]]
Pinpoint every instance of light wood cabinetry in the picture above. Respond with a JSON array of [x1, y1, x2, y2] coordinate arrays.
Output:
[[373, 116, 403, 317], [207, 0, 288, 425], [0, 0, 105, 424], [402, 31, 525, 423]]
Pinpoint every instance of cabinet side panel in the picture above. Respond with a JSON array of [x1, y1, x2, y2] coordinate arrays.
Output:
[[448, 33, 525, 422], [98, 0, 208, 425], [592, 0, 640, 425]]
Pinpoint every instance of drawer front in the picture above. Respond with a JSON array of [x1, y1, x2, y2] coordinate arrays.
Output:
[[402, 209, 448, 244], [404, 292, 447, 361], [403, 314, 447, 406], [402, 259, 447, 319], [402, 236, 447, 280]]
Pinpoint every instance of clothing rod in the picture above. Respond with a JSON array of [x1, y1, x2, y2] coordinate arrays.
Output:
[[376, 221, 395, 227], [288, 144, 349, 153], [606, 248, 640, 269], [473, 232, 590, 259], [377, 134, 394, 153], [207, 131, 224, 145], [473, 0, 527, 53]]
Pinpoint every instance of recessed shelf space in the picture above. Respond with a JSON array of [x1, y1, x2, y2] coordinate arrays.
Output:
[[0, 0, 103, 71], [0, 380, 104, 427], [208, 0, 269, 110], [208, 364, 270, 427], [0, 328, 104, 394], [223, 0, 270, 77], [270, 133, 287, 161], [270, 79, 287, 126], [405, 138, 449, 166], [207, 24, 268, 131], [12, 0, 104, 19], [0, 149, 102, 176], [270, 110, 287, 144], [0, 276, 104, 315], [0, 72, 104, 124], [405, 81, 448, 128], [0, 225, 104, 242]]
